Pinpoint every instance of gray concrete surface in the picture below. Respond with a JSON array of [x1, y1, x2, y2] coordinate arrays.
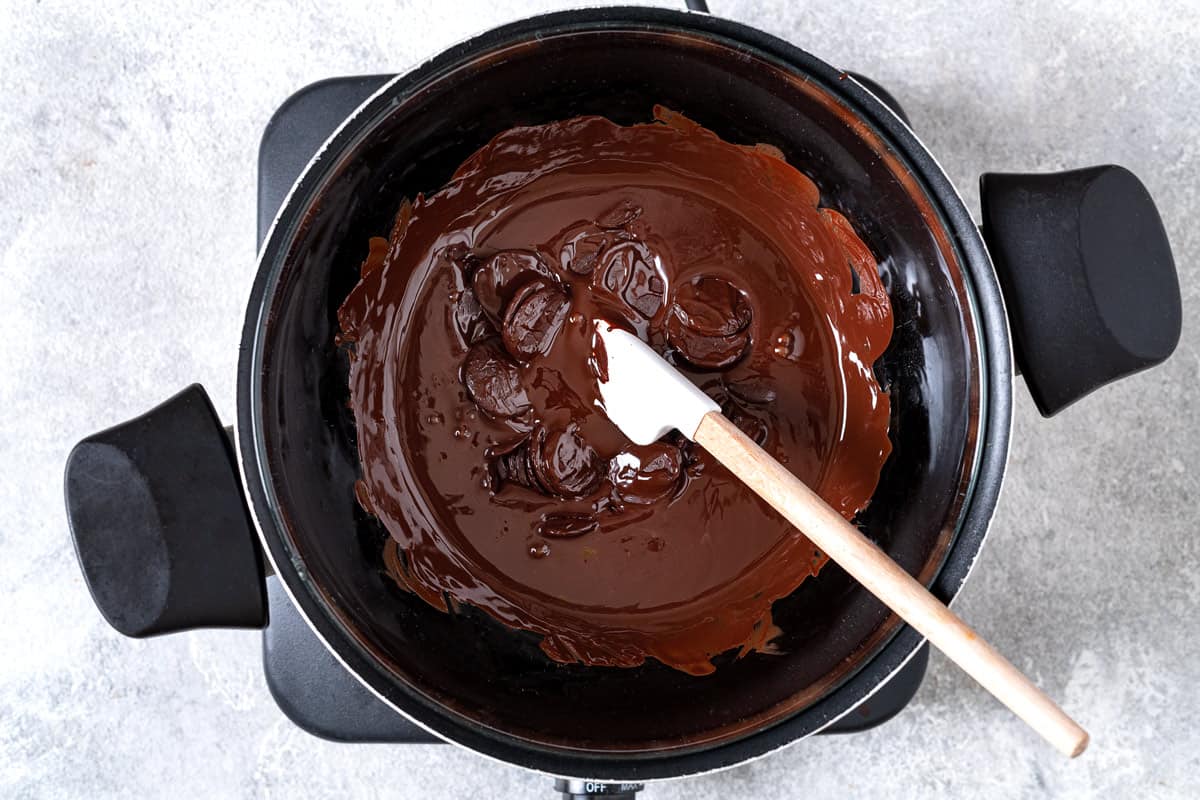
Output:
[[2, 0, 1197, 797]]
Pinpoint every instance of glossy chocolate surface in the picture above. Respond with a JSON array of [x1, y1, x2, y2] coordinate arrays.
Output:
[[247, 17, 994, 761], [337, 108, 894, 675]]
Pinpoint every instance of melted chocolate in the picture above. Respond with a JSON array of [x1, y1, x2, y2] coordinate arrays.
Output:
[[338, 107, 894, 675]]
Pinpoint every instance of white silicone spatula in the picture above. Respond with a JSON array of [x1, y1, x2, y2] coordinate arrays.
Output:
[[593, 322, 1089, 757]]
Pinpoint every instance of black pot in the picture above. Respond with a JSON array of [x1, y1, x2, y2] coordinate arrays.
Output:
[[64, 6, 1179, 785]]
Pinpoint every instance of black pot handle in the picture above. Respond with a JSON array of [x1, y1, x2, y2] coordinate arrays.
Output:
[[64, 384, 267, 637], [980, 165, 1181, 416]]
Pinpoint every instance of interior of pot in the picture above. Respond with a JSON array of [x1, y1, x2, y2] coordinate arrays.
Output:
[[254, 23, 980, 752]]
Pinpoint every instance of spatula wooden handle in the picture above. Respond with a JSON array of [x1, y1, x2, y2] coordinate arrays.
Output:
[[694, 411, 1089, 757]]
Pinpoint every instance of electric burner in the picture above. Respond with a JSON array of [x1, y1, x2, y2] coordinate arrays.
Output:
[[255, 74, 930, 748]]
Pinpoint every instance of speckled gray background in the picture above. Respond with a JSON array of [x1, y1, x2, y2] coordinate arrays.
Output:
[[2, 0, 1197, 797]]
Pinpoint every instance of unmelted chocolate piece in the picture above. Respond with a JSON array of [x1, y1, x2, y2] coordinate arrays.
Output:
[[609, 442, 684, 505], [666, 318, 750, 369], [595, 198, 642, 230], [666, 275, 753, 369], [501, 279, 571, 360], [594, 240, 666, 320], [338, 108, 895, 677], [530, 423, 602, 499], [672, 275, 752, 335], [488, 423, 603, 501], [539, 513, 600, 539], [560, 230, 614, 276], [487, 437, 541, 493], [461, 341, 531, 420], [453, 287, 493, 345], [472, 250, 555, 323], [625, 269, 666, 320]]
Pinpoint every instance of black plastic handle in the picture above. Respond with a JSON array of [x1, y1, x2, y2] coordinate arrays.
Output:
[[980, 165, 1181, 416], [64, 384, 267, 637]]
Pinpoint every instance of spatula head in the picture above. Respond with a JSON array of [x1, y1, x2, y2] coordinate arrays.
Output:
[[592, 322, 719, 445]]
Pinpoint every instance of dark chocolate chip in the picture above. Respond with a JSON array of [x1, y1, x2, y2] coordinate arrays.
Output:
[[487, 436, 542, 493], [501, 279, 571, 360], [562, 231, 610, 275], [609, 442, 684, 505], [666, 315, 750, 369], [670, 275, 752, 337], [666, 275, 753, 369], [453, 287, 493, 345], [471, 250, 554, 323], [461, 342, 531, 419], [624, 263, 666, 319], [530, 423, 603, 499], [595, 199, 642, 230], [538, 513, 599, 538], [594, 240, 666, 320]]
